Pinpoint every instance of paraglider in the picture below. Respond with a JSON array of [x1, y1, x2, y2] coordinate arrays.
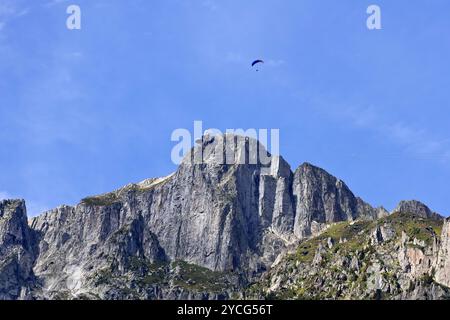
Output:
[[251, 59, 264, 71]]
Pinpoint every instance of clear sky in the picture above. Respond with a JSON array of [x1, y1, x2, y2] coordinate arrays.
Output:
[[1, 0, 450, 216]]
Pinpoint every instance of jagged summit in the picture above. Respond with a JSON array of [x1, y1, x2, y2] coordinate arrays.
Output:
[[393, 200, 443, 220], [184, 133, 276, 169], [0, 133, 448, 300], [0, 199, 36, 300], [296, 161, 323, 171]]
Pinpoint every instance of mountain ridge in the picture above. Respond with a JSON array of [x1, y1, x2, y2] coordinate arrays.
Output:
[[0, 133, 448, 300]]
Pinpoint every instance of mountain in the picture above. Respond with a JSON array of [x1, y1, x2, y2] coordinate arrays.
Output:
[[0, 133, 448, 300], [0, 200, 36, 299], [247, 211, 449, 299]]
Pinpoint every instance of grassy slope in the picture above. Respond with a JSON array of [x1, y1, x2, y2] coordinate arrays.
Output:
[[246, 212, 445, 300]]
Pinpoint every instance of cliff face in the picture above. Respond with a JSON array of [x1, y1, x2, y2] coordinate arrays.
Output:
[[0, 134, 448, 300], [292, 163, 386, 238], [435, 219, 450, 287], [394, 200, 443, 220], [0, 200, 36, 299]]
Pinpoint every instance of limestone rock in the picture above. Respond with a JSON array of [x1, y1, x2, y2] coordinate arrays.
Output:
[[393, 200, 443, 220], [435, 218, 450, 287], [0, 200, 36, 300], [1, 133, 449, 300], [292, 163, 378, 238]]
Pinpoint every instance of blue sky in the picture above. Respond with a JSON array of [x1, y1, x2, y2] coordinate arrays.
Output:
[[1, 0, 450, 216]]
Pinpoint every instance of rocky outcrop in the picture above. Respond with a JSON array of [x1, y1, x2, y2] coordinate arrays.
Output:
[[357, 198, 389, 220], [397, 231, 436, 279], [393, 200, 443, 220], [22, 134, 296, 297], [0, 133, 449, 300], [250, 212, 449, 300], [370, 224, 395, 245], [292, 163, 382, 238], [435, 218, 450, 287], [0, 200, 36, 300], [29, 203, 168, 298]]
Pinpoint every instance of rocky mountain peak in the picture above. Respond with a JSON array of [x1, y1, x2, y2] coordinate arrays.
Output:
[[0, 200, 30, 247], [294, 162, 353, 193], [0, 199, 36, 299], [184, 133, 269, 167], [393, 200, 443, 220], [1, 136, 448, 300], [296, 161, 326, 174], [292, 162, 377, 238]]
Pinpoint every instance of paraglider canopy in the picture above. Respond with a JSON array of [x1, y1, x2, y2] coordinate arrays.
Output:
[[251, 60, 264, 67], [251, 59, 264, 72]]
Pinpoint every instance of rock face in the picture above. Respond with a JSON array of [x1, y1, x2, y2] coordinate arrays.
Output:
[[0, 200, 36, 299], [394, 200, 443, 220], [292, 163, 386, 238], [252, 211, 449, 300], [435, 218, 450, 287], [0, 133, 449, 300]]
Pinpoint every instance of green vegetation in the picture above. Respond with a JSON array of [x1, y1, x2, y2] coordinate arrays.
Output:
[[80, 178, 172, 207], [325, 220, 372, 252], [89, 257, 236, 295], [87, 210, 445, 300], [289, 211, 443, 267], [81, 193, 120, 206], [291, 238, 321, 263], [380, 212, 443, 245], [290, 220, 372, 265], [171, 260, 234, 293], [262, 211, 445, 300], [91, 268, 116, 286], [130, 258, 168, 285]]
